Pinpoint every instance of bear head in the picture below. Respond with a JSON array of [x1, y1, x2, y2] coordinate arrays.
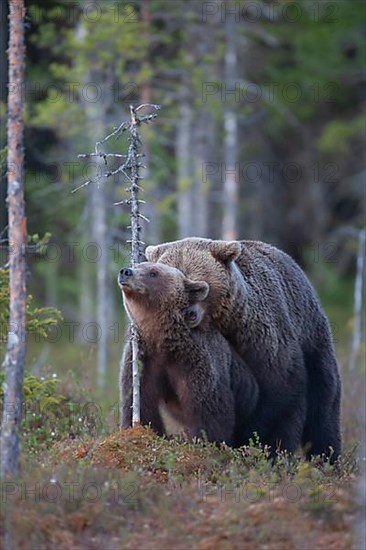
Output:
[[145, 238, 243, 328], [118, 262, 209, 336]]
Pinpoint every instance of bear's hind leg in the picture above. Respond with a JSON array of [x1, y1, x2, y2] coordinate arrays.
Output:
[[263, 396, 306, 459], [303, 346, 342, 463], [238, 395, 306, 458]]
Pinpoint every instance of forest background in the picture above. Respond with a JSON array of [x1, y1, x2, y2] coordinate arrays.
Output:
[[0, 0, 364, 426]]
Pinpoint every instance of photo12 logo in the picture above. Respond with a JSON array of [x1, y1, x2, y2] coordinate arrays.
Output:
[[201, 2, 339, 24], [1, 479, 138, 504]]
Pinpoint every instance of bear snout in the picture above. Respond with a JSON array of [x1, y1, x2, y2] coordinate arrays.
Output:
[[118, 267, 147, 296], [118, 267, 134, 287]]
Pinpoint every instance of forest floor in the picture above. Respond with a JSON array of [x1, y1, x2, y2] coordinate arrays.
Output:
[[0, 424, 362, 550]]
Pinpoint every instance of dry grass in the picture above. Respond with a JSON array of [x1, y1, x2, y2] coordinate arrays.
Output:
[[0, 424, 362, 549]]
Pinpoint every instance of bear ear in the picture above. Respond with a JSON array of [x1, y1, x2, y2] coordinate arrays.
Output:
[[145, 244, 164, 262], [184, 279, 209, 302], [209, 240, 241, 264]]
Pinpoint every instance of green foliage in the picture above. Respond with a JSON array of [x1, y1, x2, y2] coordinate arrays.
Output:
[[0, 146, 7, 173], [0, 258, 65, 452], [318, 115, 365, 157], [28, 231, 53, 255], [0, 370, 65, 453], [21, 374, 62, 407], [29, 2, 148, 142], [306, 259, 354, 320], [0, 267, 62, 349], [0, 368, 103, 455], [265, 0, 365, 117]]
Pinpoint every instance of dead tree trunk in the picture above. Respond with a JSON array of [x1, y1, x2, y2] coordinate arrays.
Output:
[[78, 104, 160, 425], [1, 0, 26, 478]]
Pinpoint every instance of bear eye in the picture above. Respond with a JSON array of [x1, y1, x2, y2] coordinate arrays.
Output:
[[188, 310, 197, 321], [149, 270, 158, 278]]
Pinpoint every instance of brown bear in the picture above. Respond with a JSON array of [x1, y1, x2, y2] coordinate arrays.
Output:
[[118, 262, 258, 445], [145, 237, 342, 462]]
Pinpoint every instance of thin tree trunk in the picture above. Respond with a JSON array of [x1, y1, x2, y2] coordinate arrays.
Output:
[[140, 0, 159, 244], [79, 199, 93, 337], [79, 248, 93, 335], [192, 9, 216, 239], [76, 10, 110, 390], [91, 180, 108, 389], [0, 1, 7, 103], [177, 81, 194, 238], [359, 407, 366, 549], [222, 15, 239, 241], [349, 228, 365, 370], [129, 105, 147, 425], [0, 2, 8, 233], [1, 0, 26, 478], [194, 110, 211, 237]]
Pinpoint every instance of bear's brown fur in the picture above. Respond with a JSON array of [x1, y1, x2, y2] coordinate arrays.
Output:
[[145, 237, 342, 461], [118, 262, 258, 445]]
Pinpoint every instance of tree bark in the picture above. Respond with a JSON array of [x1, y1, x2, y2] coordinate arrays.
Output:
[[1, 0, 26, 478], [0, 2, 8, 235], [0, 1, 7, 103]]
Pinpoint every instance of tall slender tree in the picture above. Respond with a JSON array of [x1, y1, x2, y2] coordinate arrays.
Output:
[[176, 77, 194, 238], [1, 0, 27, 478], [140, 0, 159, 244], [0, 2, 8, 235], [222, 12, 239, 240], [75, 6, 114, 390]]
